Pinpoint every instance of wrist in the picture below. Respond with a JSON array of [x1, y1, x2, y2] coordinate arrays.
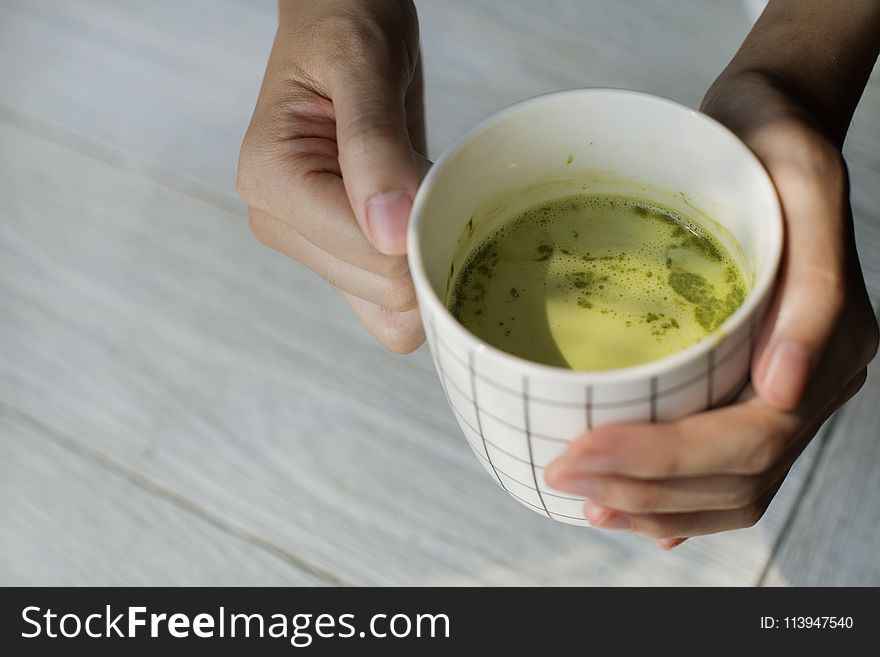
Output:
[[710, 0, 880, 146], [702, 70, 845, 189], [701, 69, 837, 145]]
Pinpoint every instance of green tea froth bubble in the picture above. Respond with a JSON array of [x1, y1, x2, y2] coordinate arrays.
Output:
[[448, 194, 748, 371]]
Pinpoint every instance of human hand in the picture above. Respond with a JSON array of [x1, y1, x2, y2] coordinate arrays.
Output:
[[545, 70, 879, 548], [237, 0, 426, 353]]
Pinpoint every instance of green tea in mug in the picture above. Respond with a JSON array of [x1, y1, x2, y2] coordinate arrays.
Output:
[[447, 194, 748, 371]]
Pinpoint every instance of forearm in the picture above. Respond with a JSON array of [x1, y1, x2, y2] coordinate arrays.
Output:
[[707, 0, 880, 145]]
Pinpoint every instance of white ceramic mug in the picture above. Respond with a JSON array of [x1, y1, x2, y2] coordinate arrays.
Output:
[[407, 89, 782, 525]]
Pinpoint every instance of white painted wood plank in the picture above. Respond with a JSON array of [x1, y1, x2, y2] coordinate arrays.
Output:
[[0, 0, 751, 191], [0, 412, 328, 586], [0, 0, 276, 195], [0, 0, 875, 585], [0, 118, 816, 585], [0, 0, 876, 297], [0, 0, 870, 187], [761, 346, 880, 587], [416, 0, 752, 154]]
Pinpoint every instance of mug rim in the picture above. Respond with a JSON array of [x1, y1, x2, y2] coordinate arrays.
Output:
[[407, 87, 782, 384]]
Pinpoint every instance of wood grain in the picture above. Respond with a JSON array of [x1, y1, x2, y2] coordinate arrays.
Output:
[[0, 0, 276, 195], [760, 311, 880, 586], [0, 117, 814, 585], [0, 0, 877, 586], [0, 411, 328, 585]]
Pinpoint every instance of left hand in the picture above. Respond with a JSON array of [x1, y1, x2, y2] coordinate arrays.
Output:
[[545, 70, 879, 548]]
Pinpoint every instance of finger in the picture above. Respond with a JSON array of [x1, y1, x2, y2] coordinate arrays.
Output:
[[545, 399, 800, 479], [548, 471, 775, 514], [239, 133, 408, 279], [746, 123, 847, 410], [582, 485, 775, 539], [339, 290, 425, 354], [249, 209, 417, 312], [547, 400, 825, 512], [549, 368, 862, 512], [331, 60, 421, 256], [655, 538, 687, 550]]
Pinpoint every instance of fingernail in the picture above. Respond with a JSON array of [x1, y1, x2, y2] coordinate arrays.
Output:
[[365, 190, 411, 255], [761, 340, 812, 409], [583, 501, 631, 530], [656, 538, 687, 551]]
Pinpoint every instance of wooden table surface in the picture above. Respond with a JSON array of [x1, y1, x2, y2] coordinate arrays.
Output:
[[1, 0, 878, 586]]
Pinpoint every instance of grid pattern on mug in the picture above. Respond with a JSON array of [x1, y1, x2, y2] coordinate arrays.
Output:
[[428, 311, 757, 524]]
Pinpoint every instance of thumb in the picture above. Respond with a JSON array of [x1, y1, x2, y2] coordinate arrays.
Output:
[[332, 71, 421, 256], [752, 138, 847, 411]]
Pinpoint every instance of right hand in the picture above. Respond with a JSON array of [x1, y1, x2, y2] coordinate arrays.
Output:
[[237, 0, 426, 353]]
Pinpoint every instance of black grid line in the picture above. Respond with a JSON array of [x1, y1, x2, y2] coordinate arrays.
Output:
[[429, 316, 516, 491], [548, 513, 591, 523], [456, 362, 751, 500], [714, 368, 751, 407], [436, 327, 754, 409], [586, 384, 593, 430], [649, 376, 658, 422], [706, 347, 716, 409], [522, 377, 551, 518], [437, 326, 748, 438], [494, 463, 583, 502], [536, 489, 583, 502], [453, 372, 757, 523], [453, 403, 604, 499], [439, 329, 753, 442], [451, 403, 536, 465], [509, 491, 586, 522], [443, 372, 568, 443], [463, 362, 737, 509], [468, 349, 509, 494], [473, 462, 546, 511], [712, 311, 758, 407], [430, 305, 761, 523], [468, 443, 584, 508], [428, 318, 451, 402]]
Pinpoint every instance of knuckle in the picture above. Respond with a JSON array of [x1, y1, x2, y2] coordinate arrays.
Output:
[[843, 369, 869, 403], [247, 211, 274, 247], [726, 475, 768, 508], [798, 140, 844, 183], [366, 252, 410, 279], [380, 273, 418, 312], [318, 14, 380, 51], [626, 487, 657, 514], [313, 14, 409, 85], [744, 438, 784, 475], [799, 268, 846, 317], [639, 519, 674, 540], [741, 500, 769, 529], [864, 314, 880, 363], [236, 138, 279, 210], [236, 146, 259, 205], [375, 314, 424, 355], [657, 448, 683, 478], [340, 116, 406, 163], [772, 123, 844, 183]]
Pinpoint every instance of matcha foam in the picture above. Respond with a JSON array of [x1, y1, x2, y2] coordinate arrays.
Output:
[[447, 194, 748, 371]]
